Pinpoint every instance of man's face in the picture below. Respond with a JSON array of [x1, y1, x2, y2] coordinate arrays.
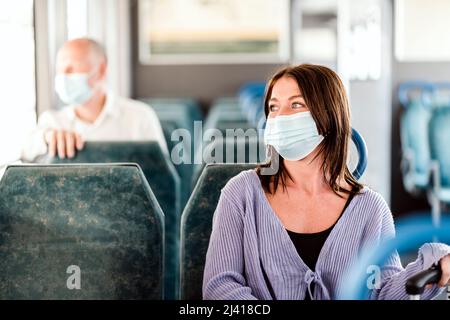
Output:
[[55, 45, 105, 88]]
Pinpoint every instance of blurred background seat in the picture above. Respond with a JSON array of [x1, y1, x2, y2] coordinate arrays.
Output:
[[191, 136, 266, 188], [398, 81, 435, 194], [429, 102, 450, 225], [140, 98, 203, 209]]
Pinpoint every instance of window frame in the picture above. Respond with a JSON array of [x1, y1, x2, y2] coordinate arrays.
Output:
[[0, 0, 38, 167], [137, 0, 291, 65]]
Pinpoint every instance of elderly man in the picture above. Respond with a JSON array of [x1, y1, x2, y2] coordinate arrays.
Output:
[[22, 38, 167, 161]]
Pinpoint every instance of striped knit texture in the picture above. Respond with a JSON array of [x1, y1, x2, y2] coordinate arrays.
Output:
[[203, 170, 450, 300]]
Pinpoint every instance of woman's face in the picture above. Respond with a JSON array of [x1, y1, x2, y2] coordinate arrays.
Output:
[[268, 76, 309, 119]]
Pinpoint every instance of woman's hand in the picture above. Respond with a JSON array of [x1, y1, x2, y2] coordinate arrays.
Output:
[[439, 255, 450, 287]]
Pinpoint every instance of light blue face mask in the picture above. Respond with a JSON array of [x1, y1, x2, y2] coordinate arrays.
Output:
[[55, 73, 94, 106], [264, 111, 324, 161]]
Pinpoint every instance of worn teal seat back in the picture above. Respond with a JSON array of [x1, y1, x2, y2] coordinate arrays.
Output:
[[140, 98, 202, 136], [161, 120, 195, 208], [205, 108, 248, 132], [141, 98, 203, 209], [180, 164, 257, 300], [44, 142, 180, 299], [210, 97, 239, 110], [0, 164, 164, 299]]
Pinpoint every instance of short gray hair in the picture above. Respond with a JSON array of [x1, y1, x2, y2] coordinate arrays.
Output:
[[66, 37, 108, 64], [86, 38, 107, 63]]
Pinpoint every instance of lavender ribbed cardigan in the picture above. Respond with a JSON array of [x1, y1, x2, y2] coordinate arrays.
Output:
[[203, 170, 450, 300]]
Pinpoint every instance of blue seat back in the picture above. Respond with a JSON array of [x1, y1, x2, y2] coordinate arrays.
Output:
[[238, 82, 266, 127], [429, 106, 450, 189], [0, 164, 164, 299], [398, 81, 435, 191], [351, 128, 368, 180]]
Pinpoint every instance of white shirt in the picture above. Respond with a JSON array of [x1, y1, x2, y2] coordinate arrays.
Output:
[[0, 160, 21, 181], [21, 92, 168, 162]]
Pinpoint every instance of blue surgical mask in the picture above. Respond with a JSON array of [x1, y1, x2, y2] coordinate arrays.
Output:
[[55, 73, 94, 106], [264, 111, 324, 161]]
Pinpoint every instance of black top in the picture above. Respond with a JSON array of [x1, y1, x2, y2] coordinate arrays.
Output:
[[287, 226, 334, 271], [286, 191, 355, 299]]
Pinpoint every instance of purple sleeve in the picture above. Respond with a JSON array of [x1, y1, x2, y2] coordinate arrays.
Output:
[[202, 192, 258, 300], [370, 201, 450, 300]]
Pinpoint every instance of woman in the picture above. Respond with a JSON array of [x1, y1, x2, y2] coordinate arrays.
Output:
[[203, 64, 450, 300]]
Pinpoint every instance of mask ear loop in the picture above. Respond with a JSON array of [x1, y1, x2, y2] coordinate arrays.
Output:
[[265, 144, 272, 163], [265, 145, 278, 162], [260, 145, 280, 176], [89, 67, 108, 93]]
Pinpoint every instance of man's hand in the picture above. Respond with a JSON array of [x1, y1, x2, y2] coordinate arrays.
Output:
[[44, 129, 84, 159]]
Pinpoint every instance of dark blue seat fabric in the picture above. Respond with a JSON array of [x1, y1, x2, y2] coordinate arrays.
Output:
[[42, 142, 180, 300], [0, 164, 164, 299], [180, 164, 257, 300]]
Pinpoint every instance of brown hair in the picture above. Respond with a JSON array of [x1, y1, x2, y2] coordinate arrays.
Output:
[[257, 64, 363, 197]]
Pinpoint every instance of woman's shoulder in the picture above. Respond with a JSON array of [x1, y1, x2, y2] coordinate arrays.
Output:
[[222, 169, 260, 193], [355, 186, 388, 205], [353, 186, 392, 221], [220, 169, 261, 205]]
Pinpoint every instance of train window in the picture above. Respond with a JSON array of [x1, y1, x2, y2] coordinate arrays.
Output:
[[0, 0, 36, 166], [292, 0, 338, 67], [67, 0, 88, 39], [395, 0, 450, 61], [347, 0, 381, 80], [138, 0, 289, 64]]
